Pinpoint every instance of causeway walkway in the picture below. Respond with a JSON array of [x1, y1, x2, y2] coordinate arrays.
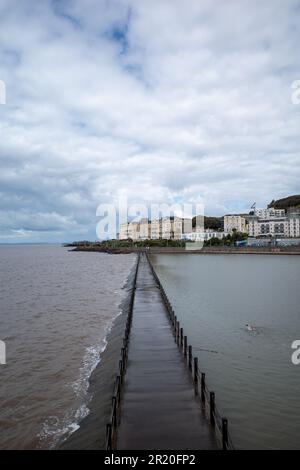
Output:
[[117, 254, 217, 450]]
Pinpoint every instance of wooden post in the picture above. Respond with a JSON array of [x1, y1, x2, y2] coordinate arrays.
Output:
[[176, 321, 180, 344], [194, 357, 198, 384], [116, 375, 121, 403], [184, 336, 187, 356], [188, 345, 192, 370], [106, 423, 112, 450], [180, 327, 183, 349], [210, 391, 215, 426], [201, 373, 206, 404], [222, 418, 228, 450], [112, 396, 117, 428]]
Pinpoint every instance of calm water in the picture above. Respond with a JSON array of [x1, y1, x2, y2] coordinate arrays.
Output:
[[0, 246, 135, 449], [151, 254, 300, 450]]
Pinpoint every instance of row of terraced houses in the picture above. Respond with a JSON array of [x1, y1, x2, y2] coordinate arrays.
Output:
[[119, 206, 300, 241]]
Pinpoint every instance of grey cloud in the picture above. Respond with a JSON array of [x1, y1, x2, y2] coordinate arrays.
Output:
[[0, 0, 299, 241]]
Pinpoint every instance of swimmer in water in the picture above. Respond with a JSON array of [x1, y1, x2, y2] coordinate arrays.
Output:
[[246, 323, 256, 332]]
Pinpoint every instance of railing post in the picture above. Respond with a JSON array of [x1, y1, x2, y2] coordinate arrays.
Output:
[[112, 396, 117, 428], [194, 357, 198, 393], [177, 321, 180, 344], [119, 359, 123, 380], [210, 391, 215, 426], [201, 372, 206, 404], [188, 345, 192, 370], [180, 328, 183, 349], [116, 375, 121, 404], [121, 347, 125, 367], [222, 418, 228, 450], [106, 423, 112, 450], [184, 336, 187, 357]]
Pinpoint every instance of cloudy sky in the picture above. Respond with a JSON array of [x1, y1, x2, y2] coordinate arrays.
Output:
[[0, 0, 299, 242]]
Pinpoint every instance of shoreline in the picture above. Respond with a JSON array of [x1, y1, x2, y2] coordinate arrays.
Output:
[[70, 246, 300, 255], [58, 255, 137, 450]]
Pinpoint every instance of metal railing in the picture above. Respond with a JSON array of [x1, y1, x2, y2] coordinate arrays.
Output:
[[105, 253, 140, 450], [146, 253, 235, 450]]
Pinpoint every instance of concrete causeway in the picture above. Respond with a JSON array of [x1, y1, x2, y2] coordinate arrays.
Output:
[[117, 254, 218, 450]]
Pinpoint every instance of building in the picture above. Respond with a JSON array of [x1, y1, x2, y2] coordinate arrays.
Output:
[[248, 206, 300, 238], [139, 218, 150, 240], [182, 230, 226, 242], [255, 208, 285, 218], [248, 217, 289, 237], [288, 216, 300, 238], [119, 223, 129, 240], [224, 215, 247, 234], [161, 217, 173, 239], [150, 219, 161, 239], [119, 217, 192, 241], [127, 221, 140, 241], [161, 217, 192, 240]]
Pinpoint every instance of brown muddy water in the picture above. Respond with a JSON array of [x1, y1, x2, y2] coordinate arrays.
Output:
[[0, 245, 136, 449]]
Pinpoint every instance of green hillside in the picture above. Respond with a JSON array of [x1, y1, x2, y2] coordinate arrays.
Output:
[[192, 216, 222, 230], [268, 195, 300, 209]]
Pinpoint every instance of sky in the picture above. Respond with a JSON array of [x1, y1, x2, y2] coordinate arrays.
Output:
[[0, 0, 299, 242]]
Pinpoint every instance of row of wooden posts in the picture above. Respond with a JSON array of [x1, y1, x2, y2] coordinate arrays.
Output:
[[105, 253, 140, 450], [146, 253, 233, 451]]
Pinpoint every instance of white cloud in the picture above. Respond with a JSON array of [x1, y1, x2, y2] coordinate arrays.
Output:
[[0, 0, 299, 241]]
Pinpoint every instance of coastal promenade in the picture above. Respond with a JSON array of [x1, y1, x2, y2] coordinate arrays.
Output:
[[70, 245, 300, 255], [107, 254, 225, 450]]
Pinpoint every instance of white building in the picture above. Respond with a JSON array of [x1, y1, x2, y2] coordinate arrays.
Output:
[[139, 218, 150, 240], [288, 216, 300, 238], [248, 206, 300, 238], [182, 230, 226, 242], [119, 217, 192, 241], [255, 208, 285, 218], [127, 221, 140, 241], [248, 217, 289, 237], [224, 215, 247, 234], [150, 219, 161, 239], [119, 223, 129, 240]]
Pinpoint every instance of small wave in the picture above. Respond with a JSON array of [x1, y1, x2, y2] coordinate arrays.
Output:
[[38, 311, 123, 448], [38, 255, 137, 449]]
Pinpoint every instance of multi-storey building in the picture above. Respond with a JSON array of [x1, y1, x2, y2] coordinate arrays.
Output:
[[127, 221, 140, 241], [224, 215, 247, 234], [119, 223, 129, 240], [161, 217, 173, 239], [248, 206, 300, 238], [139, 218, 150, 240], [288, 216, 300, 238], [248, 217, 289, 237], [255, 208, 285, 218], [150, 219, 161, 239], [119, 217, 192, 241]]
